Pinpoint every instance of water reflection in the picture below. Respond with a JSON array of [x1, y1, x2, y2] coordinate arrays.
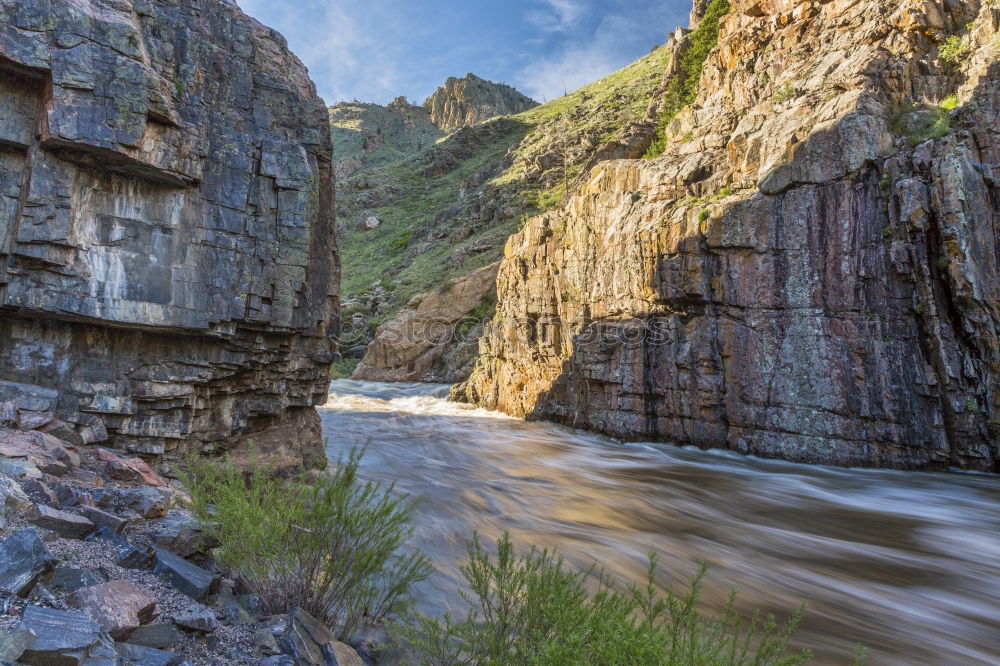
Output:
[[320, 379, 1000, 665]]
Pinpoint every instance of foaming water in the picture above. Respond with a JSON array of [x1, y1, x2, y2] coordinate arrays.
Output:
[[320, 380, 1000, 665]]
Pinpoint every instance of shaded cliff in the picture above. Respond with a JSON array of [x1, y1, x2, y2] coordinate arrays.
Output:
[[423, 73, 538, 132], [0, 0, 338, 469], [462, 0, 1000, 470]]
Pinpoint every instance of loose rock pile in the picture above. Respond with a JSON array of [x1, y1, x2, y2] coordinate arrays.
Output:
[[0, 405, 366, 666]]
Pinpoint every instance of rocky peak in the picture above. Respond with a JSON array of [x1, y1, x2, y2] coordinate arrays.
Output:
[[423, 73, 538, 132]]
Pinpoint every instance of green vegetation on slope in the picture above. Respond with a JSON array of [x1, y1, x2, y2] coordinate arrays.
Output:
[[338, 44, 671, 307], [644, 0, 730, 157]]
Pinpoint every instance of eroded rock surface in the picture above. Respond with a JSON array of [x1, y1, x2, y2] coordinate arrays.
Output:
[[0, 0, 338, 469], [353, 262, 499, 383], [463, 0, 1000, 470]]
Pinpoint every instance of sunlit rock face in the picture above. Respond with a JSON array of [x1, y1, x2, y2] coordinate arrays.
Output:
[[0, 0, 338, 468], [463, 0, 1000, 471]]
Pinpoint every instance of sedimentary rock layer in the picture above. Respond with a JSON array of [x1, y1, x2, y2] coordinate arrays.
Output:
[[0, 0, 338, 466], [464, 0, 1000, 470]]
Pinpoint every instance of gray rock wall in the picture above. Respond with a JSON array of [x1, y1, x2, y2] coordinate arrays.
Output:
[[0, 0, 338, 467]]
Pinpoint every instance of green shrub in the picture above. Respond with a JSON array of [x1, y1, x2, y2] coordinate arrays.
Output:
[[184, 449, 432, 640], [772, 84, 799, 104], [644, 0, 730, 157], [889, 101, 952, 146], [699, 208, 711, 222], [940, 94, 959, 111], [399, 532, 816, 666], [330, 357, 360, 379], [939, 35, 968, 64]]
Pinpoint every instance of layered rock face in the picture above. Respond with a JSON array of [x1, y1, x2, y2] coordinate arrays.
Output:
[[0, 0, 338, 467], [464, 0, 1000, 470], [353, 262, 498, 383], [423, 73, 538, 132]]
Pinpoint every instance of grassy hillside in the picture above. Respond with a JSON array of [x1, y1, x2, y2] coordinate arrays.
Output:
[[338, 44, 672, 315]]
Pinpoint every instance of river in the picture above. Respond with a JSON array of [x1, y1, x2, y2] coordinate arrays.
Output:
[[319, 379, 1000, 665]]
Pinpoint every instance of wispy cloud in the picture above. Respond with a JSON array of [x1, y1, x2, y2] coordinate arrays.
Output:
[[524, 0, 586, 33], [238, 0, 407, 104], [516, 5, 679, 102]]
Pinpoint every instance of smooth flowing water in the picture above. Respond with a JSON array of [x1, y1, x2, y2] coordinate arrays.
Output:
[[320, 379, 1000, 665]]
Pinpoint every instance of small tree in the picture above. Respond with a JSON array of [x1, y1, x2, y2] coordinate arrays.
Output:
[[184, 448, 431, 639]]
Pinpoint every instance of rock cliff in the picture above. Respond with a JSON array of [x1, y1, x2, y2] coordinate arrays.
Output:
[[423, 73, 538, 133], [352, 262, 498, 383], [0, 0, 338, 469], [462, 0, 1000, 471]]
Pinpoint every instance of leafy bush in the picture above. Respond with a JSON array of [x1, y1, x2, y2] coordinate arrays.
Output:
[[399, 532, 816, 666], [330, 357, 360, 379], [889, 101, 952, 146], [938, 35, 968, 64], [644, 0, 730, 157], [772, 84, 799, 104], [184, 449, 432, 639]]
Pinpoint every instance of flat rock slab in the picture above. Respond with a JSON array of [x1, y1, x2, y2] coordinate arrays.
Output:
[[126, 623, 181, 650], [152, 547, 219, 601], [80, 506, 128, 535], [0, 528, 57, 596], [279, 608, 365, 666], [68, 579, 158, 640], [172, 607, 218, 633], [48, 566, 104, 594], [105, 456, 167, 487], [18, 605, 117, 666], [26, 504, 94, 538], [116, 642, 185, 666]]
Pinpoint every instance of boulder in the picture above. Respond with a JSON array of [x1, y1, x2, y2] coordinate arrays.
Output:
[[259, 657, 296, 666], [68, 580, 158, 640], [0, 402, 15, 428], [0, 474, 31, 511], [80, 506, 128, 535], [0, 627, 32, 663], [17, 605, 117, 665], [126, 623, 182, 650], [0, 528, 57, 596], [172, 608, 218, 634], [116, 642, 184, 666], [26, 504, 95, 539], [152, 548, 219, 601], [48, 567, 104, 594], [151, 512, 220, 557], [16, 411, 54, 432], [278, 608, 366, 666], [105, 456, 167, 487], [21, 479, 59, 506]]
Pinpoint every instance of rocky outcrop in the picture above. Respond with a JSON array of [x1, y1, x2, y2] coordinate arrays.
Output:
[[423, 73, 537, 133], [463, 0, 1000, 471], [353, 263, 498, 383], [0, 0, 338, 468]]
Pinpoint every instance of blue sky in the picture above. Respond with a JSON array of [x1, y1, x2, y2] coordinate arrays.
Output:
[[237, 0, 692, 106]]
